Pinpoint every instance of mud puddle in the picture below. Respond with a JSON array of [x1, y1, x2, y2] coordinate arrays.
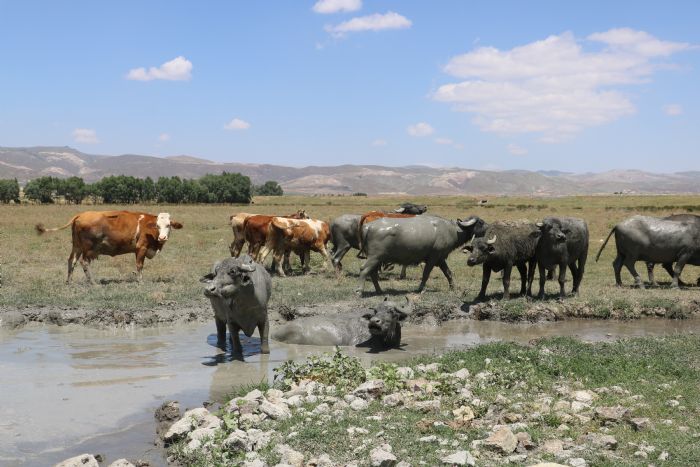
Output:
[[1, 318, 698, 466]]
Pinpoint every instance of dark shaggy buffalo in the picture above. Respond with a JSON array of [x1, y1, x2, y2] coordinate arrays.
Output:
[[272, 298, 410, 349], [535, 217, 589, 298], [201, 255, 272, 358], [394, 203, 428, 215], [358, 215, 486, 295], [329, 214, 361, 272], [596, 215, 700, 289], [465, 221, 540, 300], [646, 214, 700, 286]]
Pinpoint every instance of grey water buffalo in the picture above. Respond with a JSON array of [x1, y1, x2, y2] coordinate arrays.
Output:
[[394, 203, 428, 215], [358, 215, 487, 295], [646, 214, 700, 286], [272, 298, 410, 349], [465, 221, 540, 300], [330, 214, 362, 272], [535, 217, 589, 298], [596, 215, 700, 288], [201, 255, 272, 357]]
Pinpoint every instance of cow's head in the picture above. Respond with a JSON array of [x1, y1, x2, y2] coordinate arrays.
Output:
[[155, 213, 183, 242], [362, 297, 410, 347], [536, 219, 569, 244], [290, 209, 309, 219], [464, 234, 497, 266], [201, 255, 257, 299]]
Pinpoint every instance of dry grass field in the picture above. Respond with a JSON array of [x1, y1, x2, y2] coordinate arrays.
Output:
[[1, 194, 700, 319]]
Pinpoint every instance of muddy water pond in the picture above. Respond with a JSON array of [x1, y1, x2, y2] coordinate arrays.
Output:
[[2, 318, 699, 466]]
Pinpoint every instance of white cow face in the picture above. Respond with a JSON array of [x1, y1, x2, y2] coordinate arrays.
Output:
[[156, 213, 183, 242]]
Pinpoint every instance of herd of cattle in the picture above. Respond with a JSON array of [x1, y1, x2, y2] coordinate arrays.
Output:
[[34, 206, 700, 355]]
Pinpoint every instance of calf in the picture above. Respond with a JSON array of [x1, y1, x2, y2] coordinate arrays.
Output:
[[259, 217, 332, 276], [201, 255, 272, 357], [535, 217, 589, 298], [465, 221, 540, 300], [229, 212, 255, 257]]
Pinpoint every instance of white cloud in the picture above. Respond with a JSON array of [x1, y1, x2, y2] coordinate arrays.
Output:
[[371, 139, 388, 146], [158, 133, 171, 142], [407, 122, 434, 137], [434, 137, 453, 145], [434, 28, 692, 142], [507, 143, 528, 155], [313, 0, 361, 14], [325, 11, 411, 37], [72, 128, 99, 144], [664, 104, 683, 116], [126, 56, 192, 81], [224, 118, 251, 131]]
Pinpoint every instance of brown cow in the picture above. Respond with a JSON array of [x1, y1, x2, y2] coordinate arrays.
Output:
[[36, 210, 183, 284], [243, 210, 308, 261], [229, 212, 255, 257], [259, 217, 332, 277]]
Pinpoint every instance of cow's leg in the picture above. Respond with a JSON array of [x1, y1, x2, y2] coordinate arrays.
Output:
[[135, 250, 147, 282], [399, 265, 408, 280], [79, 255, 95, 285], [613, 254, 624, 287], [258, 318, 270, 354], [557, 261, 567, 298], [437, 259, 454, 289], [477, 265, 491, 301], [273, 250, 286, 277], [319, 245, 333, 273], [516, 262, 527, 296], [537, 262, 546, 299], [623, 258, 644, 289], [66, 248, 81, 284], [302, 251, 311, 274], [358, 258, 382, 295], [502, 263, 513, 299], [215, 318, 227, 350], [282, 250, 292, 274], [230, 238, 245, 257], [417, 262, 437, 293], [228, 322, 244, 359]]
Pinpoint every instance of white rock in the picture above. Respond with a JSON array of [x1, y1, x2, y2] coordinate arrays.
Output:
[[658, 451, 669, 461], [108, 460, 136, 467], [350, 398, 369, 411], [417, 363, 440, 373], [245, 389, 265, 401], [164, 408, 218, 443], [370, 443, 397, 467], [347, 426, 369, 436], [568, 458, 587, 467], [396, 367, 415, 379], [452, 368, 471, 380], [354, 380, 386, 399], [440, 450, 475, 466], [571, 390, 596, 403], [419, 435, 438, 443], [275, 444, 304, 467], [312, 403, 330, 415], [55, 454, 99, 467], [286, 395, 304, 407], [260, 400, 291, 420]]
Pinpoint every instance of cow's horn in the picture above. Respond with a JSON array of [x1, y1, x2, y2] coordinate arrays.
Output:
[[487, 235, 497, 244], [238, 261, 256, 272], [461, 218, 477, 227]]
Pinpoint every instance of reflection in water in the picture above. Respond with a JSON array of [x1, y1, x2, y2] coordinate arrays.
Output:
[[0, 317, 697, 466]]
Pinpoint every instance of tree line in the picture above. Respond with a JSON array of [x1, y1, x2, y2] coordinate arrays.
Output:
[[0, 173, 283, 204]]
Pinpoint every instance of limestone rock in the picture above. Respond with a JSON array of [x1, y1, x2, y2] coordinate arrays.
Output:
[[594, 406, 629, 423], [484, 427, 518, 454], [370, 444, 397, 467], [354, 380, 386, 399], [440, 450, 476, 466], [260, 400, 292, 420], [55, 454, 100, 467]]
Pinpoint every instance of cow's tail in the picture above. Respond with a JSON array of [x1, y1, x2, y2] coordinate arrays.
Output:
[[595, 226, 616, 262], [36, 214, 79, 235]]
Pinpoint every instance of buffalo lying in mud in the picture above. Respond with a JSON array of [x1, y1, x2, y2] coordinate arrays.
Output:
[[357, 215, 487, 295], [596, 215, 700, 289], [272, 297, 410, 349], [535, 217, 589, 298], [465, 221, 540, 300], [201, 255, 272, 357]]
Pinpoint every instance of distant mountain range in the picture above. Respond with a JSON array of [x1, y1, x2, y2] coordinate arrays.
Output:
[[1, 146, 699, 196]]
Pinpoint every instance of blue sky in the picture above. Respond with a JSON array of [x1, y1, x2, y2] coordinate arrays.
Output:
[[0, 0, 698, 172]]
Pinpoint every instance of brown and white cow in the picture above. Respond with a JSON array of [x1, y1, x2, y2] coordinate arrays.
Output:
[[36, 210, 183, 284], [259, 217, 332, 276], [229, 212, 255, 257], [242, 210, 308, 261]]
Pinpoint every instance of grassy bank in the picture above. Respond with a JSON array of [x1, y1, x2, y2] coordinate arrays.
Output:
[[167, 335, 700, 466], [1, 195, 699, 320]]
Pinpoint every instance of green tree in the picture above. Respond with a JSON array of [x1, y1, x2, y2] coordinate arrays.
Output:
[[24, 177, 59, 203], [198, 172, 252, 203], [0, 179, 20, 203], [254, 180, 284, 196], [57, 176, 86, 204], [156, 176, 184, 203]]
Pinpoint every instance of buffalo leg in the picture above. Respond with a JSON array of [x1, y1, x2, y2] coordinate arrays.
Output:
[[574, 250, 586, 294], [370, 270, 382, 294], [477, 265, 491, 301], [258, 318, 270, 354], [672, 255, 691, 289], [358, 258, 382, 295], [613, 254, 624, 287], [502, 263, 513, 299], [646, 263, 658, 287], [526, 259, 536, 296], [417, 262, 437, 293], [663, 262, 687, 286], [516, 262, 527, 296], [557, 261, 567, 298], [399, 265, 408, 280], [568, 262, 579, 295], [437, 259, 454, 289], [228, 322, 244, 359], [332, 243, 352, 273], [215, 318, 227, 350], [623, 258, 644, 288], [537, 262, 547, 299]]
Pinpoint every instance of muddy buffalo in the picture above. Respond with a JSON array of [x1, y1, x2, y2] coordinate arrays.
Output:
[[535, 217, 589, 298], [394, 203, 428, 215], [201, 255, 272, 357], [597, 215, 700, 288], [330, 214, 362, 272], [646, 214, 700, 286], [358, 215, 486, 295]]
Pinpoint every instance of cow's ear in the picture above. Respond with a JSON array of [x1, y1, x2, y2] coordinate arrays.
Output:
[[171, 221, 183, 229], [200, 272, 215, 282]]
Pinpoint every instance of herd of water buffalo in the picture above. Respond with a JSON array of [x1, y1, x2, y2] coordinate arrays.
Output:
[[35, 204, 700, 356]]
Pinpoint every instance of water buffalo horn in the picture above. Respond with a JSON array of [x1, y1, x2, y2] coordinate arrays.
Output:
[[394, 207, 405, 213], [461, 218, 477, 226], [487, 235, 497, 244], [536, 221, 544, 227], [238, 262, 256, 272]]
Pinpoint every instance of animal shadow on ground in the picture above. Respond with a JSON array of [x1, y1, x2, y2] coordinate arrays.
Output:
[[97, 276, 174, 285], [201, 333, 262, 365]]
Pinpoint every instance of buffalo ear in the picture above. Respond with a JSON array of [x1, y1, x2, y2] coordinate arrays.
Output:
[[171, 221, 183, 229], [362, 311, 375, 321], [463, 245, 473, 253], [394, 309, 408, 321], [200, 272, 215, 282], [487, 244, 496, 253]]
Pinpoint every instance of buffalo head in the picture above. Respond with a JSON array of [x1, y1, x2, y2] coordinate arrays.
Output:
[[201, 255, 257, 299]]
